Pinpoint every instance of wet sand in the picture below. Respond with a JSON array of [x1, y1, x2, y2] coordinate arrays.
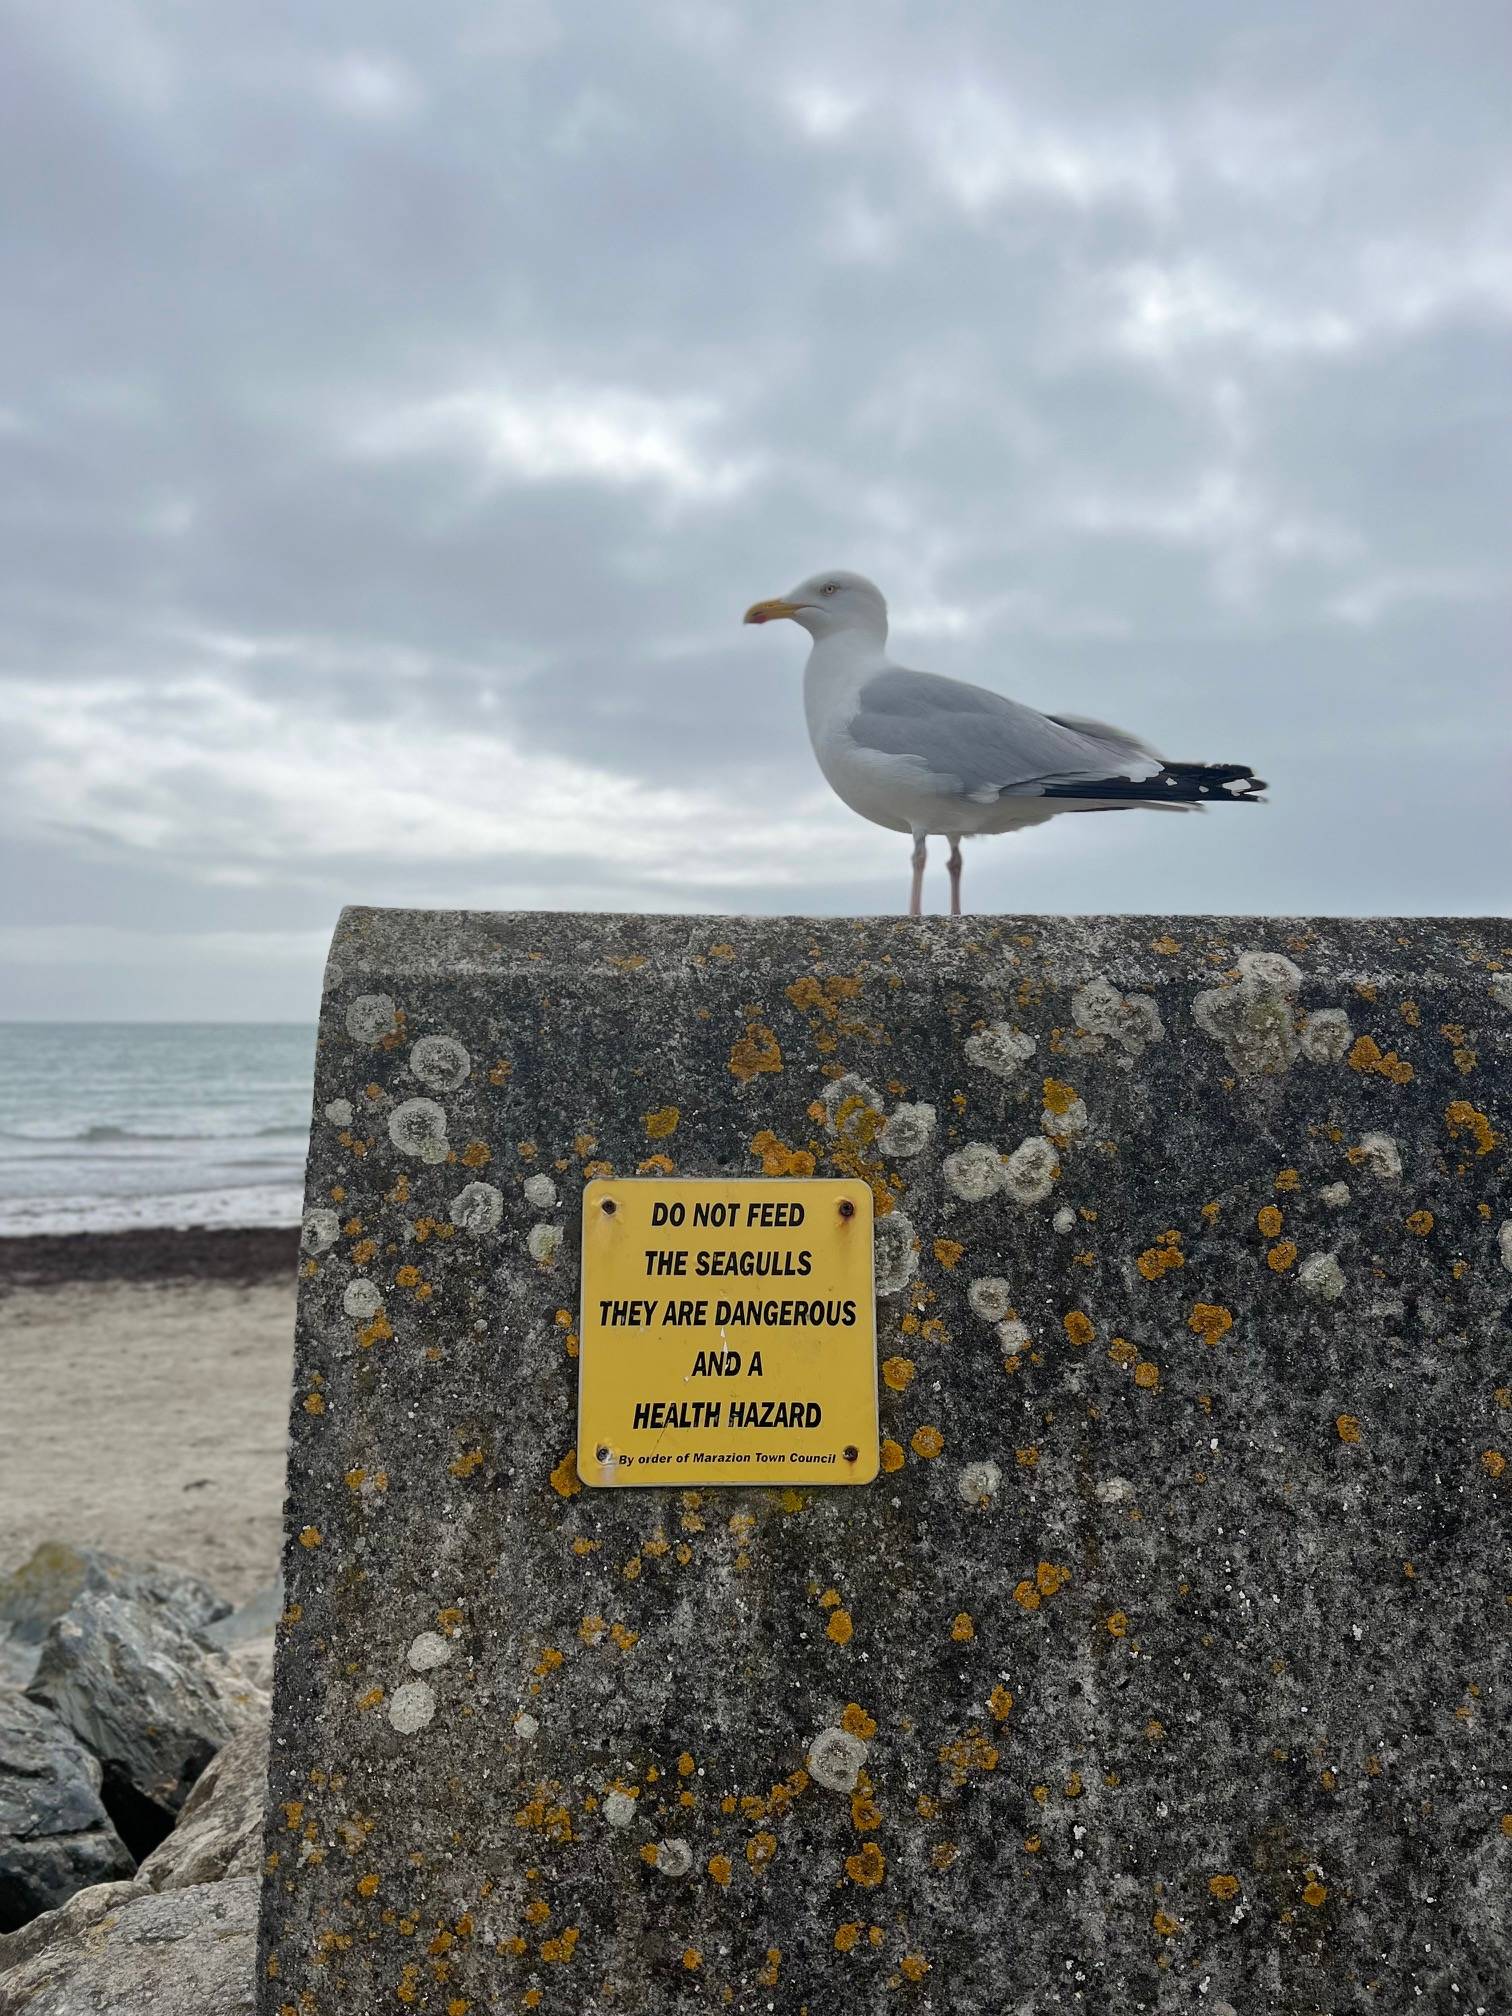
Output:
[[0, 1230, 297, 1606]]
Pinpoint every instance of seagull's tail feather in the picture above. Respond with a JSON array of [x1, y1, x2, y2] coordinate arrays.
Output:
[[1041, 761, 1268, 805]]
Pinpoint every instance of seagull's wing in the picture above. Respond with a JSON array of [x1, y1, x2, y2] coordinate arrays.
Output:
[[850, 668, 1164, 803]]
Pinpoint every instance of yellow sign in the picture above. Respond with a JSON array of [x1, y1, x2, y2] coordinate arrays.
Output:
[[577, 1178, 878, 1487]]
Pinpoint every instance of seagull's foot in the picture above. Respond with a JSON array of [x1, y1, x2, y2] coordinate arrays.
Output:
[[947, 836, 963, 919], [909, 834, 927, 919]]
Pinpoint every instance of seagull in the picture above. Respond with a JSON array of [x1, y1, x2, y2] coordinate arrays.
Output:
[[744, 569, 1266, 917]]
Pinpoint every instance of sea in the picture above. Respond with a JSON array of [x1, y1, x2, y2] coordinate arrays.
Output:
[[0, 1024, 313, 1237]]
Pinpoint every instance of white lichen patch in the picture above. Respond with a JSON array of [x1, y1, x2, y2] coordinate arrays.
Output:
[[807, 1727, 868, 1794], [346, 994, 398, 1046], [387, 1680, 436, 1734], [451, 1181, 504, 1235], [1355, 1132, 1402, 1180], [406, 1632, 453, 1672], [1095, 1477, 1135, 1505], [1489, 975, 1512, 1012], [1053, 1206, 1076, 1234], [964, 1022, 1035, 1078], [1193, 952, 1303, 1077], [1002, 1135, 1058, 1205], [873, 1210, 920, 1297], [1498, 1220, 1512, 1275], [1297, 1251, 1345, 1301], [342, 1279, 383, 1321], [879, 1102, 935, 1159], [324, 1098, 354, 1127], [523, 1173, 559, 1209], [996, 1318, 1031, 1353], [968, 1277, 1014, 1324], [409, 1034, 471, 1092], [1319, 1182, 1352, 1210], [1040, 1096, 1088, 1139], [527, 1222, 562, 1268], [956, 1459, 1002, 1507], [653, 1838, 694, 1878], [942, 1141, 1006, 1202], [388, 1098, 449, 1161], [602, 1789, 638, 1829], [1069, 977, 1165, 1059], [1299, 1009, 1353, 1065], [300, 1208, 340, 1256], [513, 1711, 539, 1741]]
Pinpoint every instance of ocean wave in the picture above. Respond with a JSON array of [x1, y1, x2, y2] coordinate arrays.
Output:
[[0, 1181, 304, 1238], [0, 1120, 308, 1146]]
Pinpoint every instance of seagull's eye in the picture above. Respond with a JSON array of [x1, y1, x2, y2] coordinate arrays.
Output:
[[821, 583, 840, 595]]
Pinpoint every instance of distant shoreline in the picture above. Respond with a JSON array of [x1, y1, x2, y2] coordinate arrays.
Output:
[[0, 1224, 299, 1290]]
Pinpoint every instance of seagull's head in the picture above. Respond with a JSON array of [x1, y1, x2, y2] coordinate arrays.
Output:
[[743, 570, 888, 643]]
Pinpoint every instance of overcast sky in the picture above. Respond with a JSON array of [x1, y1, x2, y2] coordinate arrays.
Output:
[[2, 1, 1508, 1020]]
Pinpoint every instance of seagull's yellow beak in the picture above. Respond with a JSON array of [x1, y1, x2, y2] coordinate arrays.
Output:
[[743, 597, 801, 625]]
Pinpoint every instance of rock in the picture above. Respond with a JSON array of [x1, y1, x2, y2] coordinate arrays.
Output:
[[0, 1629, 38, 1695], [26, 1594, 267, 1860], [0, 1873, 258, 2014], [0, 1692, 133, 1933], [202, 1577, 283, 1651], [134, 1720, 268, 1893], [0, 1544, 229, 1647]]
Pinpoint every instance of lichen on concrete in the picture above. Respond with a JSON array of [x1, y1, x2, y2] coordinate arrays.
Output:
[[260, 909, 1510, 2015]]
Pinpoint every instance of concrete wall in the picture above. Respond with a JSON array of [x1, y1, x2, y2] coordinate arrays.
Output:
[[259, 910, 1510, 2015]]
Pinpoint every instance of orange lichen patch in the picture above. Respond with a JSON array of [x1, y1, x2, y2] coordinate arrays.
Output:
[[1481, 1450, 1506, 1479], [548, 1450, 581, 1499], [350, 1238, 378, 1267], [1013, 1580, 1041, 1613], [1133, 1361, 1161, 1390], [729, 1022, 783, 1082], [707, 1853, 733, 1886], [749, 1129, 816, 1177], [745, 1834, 776, 1874], [582, 1160, 613, 1180], [899, 1953, 930, 1982], [1106, 1610, 1131, 1638], [487, 1058, 512, 1086], [355, 1687, 383, 1712], [448, 1447, 484, 1478], [1152, 1909, 1181, 1937], [1446, 1099, 1497, 1156], [641, 1106, 680, 1139], [356, 1873, 381, 1898], [460, 1140, 491, 1169], [834, 1921, 862, 1952], [302, 1393, 326, 1416], [681, 1948, 702, 1972], [1302, 1879, 1328, 1909], [676, 1751, 696, 1778], [850, 1788, 882, 1831], [1500, 1814, 1512, 1838], [1188, 1303, 1234, 1346], [298, 1527, 322, 1550], [1136, 1245, 1185, 1280], [1063, 1311, 1095, 1346], [539, 1927, 580, 1964], [1405, 1209, 1434, 1236], [932, 1237, 964, 1270], [1041, 1077, 1080, 1116], [845, 1841, 886, 1888], [1336, 1414, 1363, 1445], [837, 1702, 877, 1741], [609, 1622, 638, 1651], [988, 1684, 1015, 1722], [938, 1730, 998, 1786], [880, 1437, 905, 1473], [826, 1609, 855, 1646], [1036, 1561, 1070, 1597], [1151, 934, 1181, 955], [910, 1425, 944, 1460], [1347, 1035, 1414, 1084], [1108, 1336, 1139, 1367], [637, 1154, 674, 1176], [1208, 1873, 1240, 1901], [1015, 1446, 1039, 1468], [950, 1612, 975, 1642], [881, 1355, 916, 1393], [356, 1311, 393, 1351], [1267, 1241, 1298, 1272], [1274, 1168, 1300, 1191], [757, 1949, 782, 1989], [1257, 1205, 1283, 1238]]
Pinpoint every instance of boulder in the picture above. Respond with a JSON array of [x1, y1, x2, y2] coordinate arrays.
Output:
[[133, 1719, 269, 1893], [202, 1575, 283, 1652], [0, 1543, 229, 1647], [0, 1874, 257, 2015], [26, 1593, 267, 1860], [0, 1692, 133, 1933]]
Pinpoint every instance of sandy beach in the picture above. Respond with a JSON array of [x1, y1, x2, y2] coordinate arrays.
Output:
[[0, 1231, 297, 1606]]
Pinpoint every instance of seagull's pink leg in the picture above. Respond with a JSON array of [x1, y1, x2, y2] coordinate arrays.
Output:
[[947, 835, 963, 918], [909, 833, 927, 918]]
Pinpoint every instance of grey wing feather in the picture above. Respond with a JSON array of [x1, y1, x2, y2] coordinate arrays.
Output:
[[851, 668, 1161, 800]]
